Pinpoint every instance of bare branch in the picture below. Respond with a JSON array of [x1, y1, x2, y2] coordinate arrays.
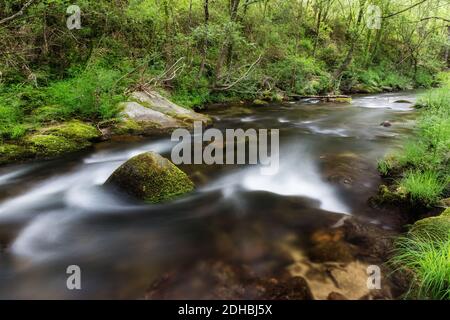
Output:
[[418, 16, 450, 23], [214, 54, 262, 91], [382, 0, 428, 19], [0, 0, 36, 25]]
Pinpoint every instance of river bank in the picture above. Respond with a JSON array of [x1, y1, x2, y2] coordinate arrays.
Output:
[[375, 78, 450, 300], [0, 90, 211, 166], [0, 82, 428, 167]]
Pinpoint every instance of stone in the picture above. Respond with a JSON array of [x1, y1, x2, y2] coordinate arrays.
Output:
[[119, 101, 181, 128], [327, 292, 348, 300], [105, 152, 194, 203], [253, 99, 268, 106], [393, 100, 412, 104], [39, 120, 101, 141], [130, 91, 211, 125]]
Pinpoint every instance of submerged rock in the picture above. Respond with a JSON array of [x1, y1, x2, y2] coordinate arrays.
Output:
[[145, 260, 313, 300], [105, 152, 194, 203], [393, 100, 412, 104], [342, 217, 395, 262], [327, 292, 348, 300], [308, 229, 354, 263]]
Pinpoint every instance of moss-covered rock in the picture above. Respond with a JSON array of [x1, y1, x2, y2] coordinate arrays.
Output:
[[439, 198, 450, 208], [253, 99, 268, 106], [26, 134, 82, 156], [410, 208, 450, 241], [0, 143, 36, 164], [40, 120, 101, 141], [330, 97, 352, 103], [377, 184, 408, 203], [129, 91, 212, 126], [111, 118, 144, 135], [350, 83, 382, 94], [105, 152, 194, 203]]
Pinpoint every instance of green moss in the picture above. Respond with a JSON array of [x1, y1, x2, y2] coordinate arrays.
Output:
[[330, 97, 352, 103], [111, 119, 144, 135], [106, 152, 194, 203], [377, 184, 407, 203], [411, 209, 450, 241], [26, 134, 84, 156], [41, 120, 100, 141], [391, 209, 450, 299], [350, 83, 382, 94], [0, 143, 35, 164], [253, 99, 268, 106]]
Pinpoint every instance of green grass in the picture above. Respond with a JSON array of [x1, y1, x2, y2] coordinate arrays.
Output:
[[0, 66, 127, 140], [45, 67, 125, 120], [377, 157, 395, 176], [390, 228, 450, 300], [378, 74, 450, 206], [399, 170, 446, 206]]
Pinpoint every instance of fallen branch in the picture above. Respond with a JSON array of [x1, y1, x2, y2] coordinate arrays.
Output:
[[289, 94, 351, 101], [146, 57, 185, 87], [0, 0, 36, 25], [213, 54, 262, 91]]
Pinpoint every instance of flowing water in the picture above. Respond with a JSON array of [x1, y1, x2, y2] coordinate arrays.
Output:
[[0, 91, 420, 299]]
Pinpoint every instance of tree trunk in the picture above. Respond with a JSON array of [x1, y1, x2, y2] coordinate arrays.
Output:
[[334, 0, 366, 79], [198, 0, 210, 78]]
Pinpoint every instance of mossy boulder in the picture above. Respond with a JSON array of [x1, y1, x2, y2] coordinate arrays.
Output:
[[410, 208, 450, 241], [24, 121, 101, 158], [0, 143, 35, 164], [350, 83, 382, 94], [330, 97, 352, 103], [26, 134, 82, 156], [377, 184, 408, 203], [40, 120, 101, 141], [253, 99, 268, 106], [105, 152, 194, 203], [111, 118, 144, 136]]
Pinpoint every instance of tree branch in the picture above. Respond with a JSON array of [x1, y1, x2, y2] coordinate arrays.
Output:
[[418, 16, 450, 23], [382, 0, 428, 19], [214, 54, 262, 91], [0, 0, 36, 25]]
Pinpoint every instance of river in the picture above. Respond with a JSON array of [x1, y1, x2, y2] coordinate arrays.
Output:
[[0, 91, 419, 299]]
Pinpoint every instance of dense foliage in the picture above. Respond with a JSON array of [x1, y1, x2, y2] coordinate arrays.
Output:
[[0, 0, 449, 140]]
